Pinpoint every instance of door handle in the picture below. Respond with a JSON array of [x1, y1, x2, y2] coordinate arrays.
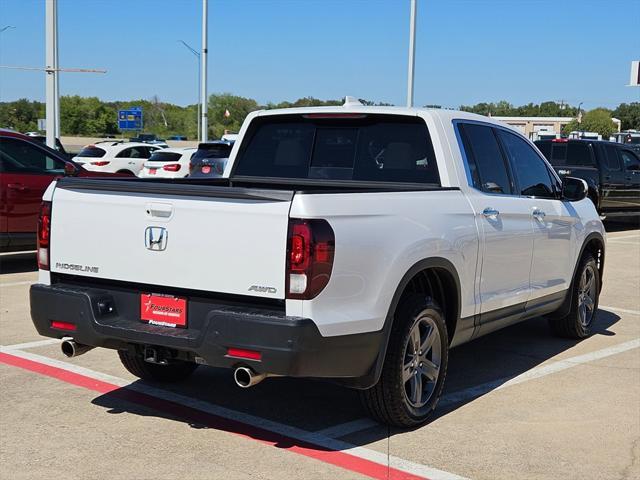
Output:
[[7, 183, 28, 192], [532, 208, 546, 221], [482, 207, 500, 219]]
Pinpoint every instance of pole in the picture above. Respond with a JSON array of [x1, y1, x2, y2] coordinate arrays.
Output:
[[45, 0, 58, 148], [201, 0, 208, 142], [53, 0, 60, 139], [197, 60, 201, 142], [406, 0, 417, 108]]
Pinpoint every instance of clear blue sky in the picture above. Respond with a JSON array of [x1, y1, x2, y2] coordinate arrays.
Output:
[[1, 0, 639, 109]]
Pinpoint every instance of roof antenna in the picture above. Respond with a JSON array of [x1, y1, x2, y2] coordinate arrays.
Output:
[[343, 96, 363, 107]]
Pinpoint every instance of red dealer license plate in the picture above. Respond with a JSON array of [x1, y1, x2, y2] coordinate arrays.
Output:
[[201, 165, 211, 174], [140, 293, 187, 328]]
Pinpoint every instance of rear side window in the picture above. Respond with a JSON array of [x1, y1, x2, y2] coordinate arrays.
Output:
[[459, 123, 512, 195], [148, 152, 182, 162], [603, 145, 621, 170], [497, 130, 555, 198], [233, 114, 440, 185], [565, 142, 595, 166], [77, 146, 106, 158]]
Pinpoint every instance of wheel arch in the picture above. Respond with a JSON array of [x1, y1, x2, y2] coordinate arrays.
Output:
[[548, 231, 605, 320], [349, 257, 462, 389]]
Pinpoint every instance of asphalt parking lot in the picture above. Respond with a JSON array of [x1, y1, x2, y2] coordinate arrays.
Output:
[[1, 224, 638, 480]]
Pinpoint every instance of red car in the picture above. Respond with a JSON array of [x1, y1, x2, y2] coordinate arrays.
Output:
[[0, 129, 121, 252]]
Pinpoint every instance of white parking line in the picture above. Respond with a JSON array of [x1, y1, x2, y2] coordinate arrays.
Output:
[[316, 338, 640, 439], [440, 338, 640, 408], [0, 347, 470, 480], [1, 338, 61, 350], [607, 233, 640, 241], [600, 305, 640, 316], [0, 281, 34, 288]]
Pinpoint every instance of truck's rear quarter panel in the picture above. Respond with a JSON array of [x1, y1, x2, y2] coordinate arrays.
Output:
[[290, 189, 478, 338]]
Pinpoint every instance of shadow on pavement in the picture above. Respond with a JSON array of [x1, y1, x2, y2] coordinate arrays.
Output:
[[604, 219, 640, 232], [90, 309, 621, 449], [0, 253, 37, 274]]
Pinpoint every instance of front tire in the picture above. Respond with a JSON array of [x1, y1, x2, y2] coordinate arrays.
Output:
[[359, 295, 449, 428], [118, 351, 198, 382], [549, 253, 600, 339]]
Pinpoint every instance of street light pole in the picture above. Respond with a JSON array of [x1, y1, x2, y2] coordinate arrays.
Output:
[[45, 0, 59, 149], [178, 40, 201, 142], [201, 0, 208, 142], [407, 0, 417, 108]]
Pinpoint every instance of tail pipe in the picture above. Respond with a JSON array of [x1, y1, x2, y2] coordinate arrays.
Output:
[[61, 340, 94, 358], [233, 366, 277, 388]]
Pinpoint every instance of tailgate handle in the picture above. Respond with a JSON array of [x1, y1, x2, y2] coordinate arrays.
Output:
[[146, 203, 173, 219]]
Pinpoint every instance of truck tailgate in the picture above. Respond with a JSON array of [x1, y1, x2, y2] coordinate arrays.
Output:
[[50, 179, 293, 299]]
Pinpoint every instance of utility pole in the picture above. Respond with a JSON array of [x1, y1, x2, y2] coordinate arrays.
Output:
[[45, 0, 59, 148], [407, 0, 417, 108], [201, 0, 208, 142]]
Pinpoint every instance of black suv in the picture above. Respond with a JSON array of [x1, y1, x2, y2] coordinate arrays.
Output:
[[535, 139, 640, 218]]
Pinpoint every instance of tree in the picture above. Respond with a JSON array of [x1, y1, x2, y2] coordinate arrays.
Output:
[[612, 102, 640, 130], [562, 108, 616, 138]]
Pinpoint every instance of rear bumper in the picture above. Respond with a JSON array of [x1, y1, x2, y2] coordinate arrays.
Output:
[[29, 283, 382, 380]]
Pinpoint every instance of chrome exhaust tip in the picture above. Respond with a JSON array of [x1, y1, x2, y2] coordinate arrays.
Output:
[[233, 366, 268, 388], [61, 340, 94, 358]]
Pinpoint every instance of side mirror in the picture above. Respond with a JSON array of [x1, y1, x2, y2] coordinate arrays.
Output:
[[562, 176, 588, 202], [64, 162, 79, 177]]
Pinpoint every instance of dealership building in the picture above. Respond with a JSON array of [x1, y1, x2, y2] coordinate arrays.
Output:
[[493, 116, 574, 139], [493, 115, 622, 140]]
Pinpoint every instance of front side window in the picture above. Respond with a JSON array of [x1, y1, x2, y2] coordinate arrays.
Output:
[[233, 114, 440, 184], [0, 137, 66, 174], [459, 123, 512, 195], [497, 130, 555, 199], [620, 150, 640, 171]]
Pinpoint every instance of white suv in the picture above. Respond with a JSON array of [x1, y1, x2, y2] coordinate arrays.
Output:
[[74, 141, 162, 176], [138, 147, 196, 179]]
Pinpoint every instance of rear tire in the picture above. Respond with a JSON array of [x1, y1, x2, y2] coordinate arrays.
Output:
[[549, 253, 600, 339], [116, 169, 136, 176], [118, 351, 198, 382], [359, 295, 448, 428]]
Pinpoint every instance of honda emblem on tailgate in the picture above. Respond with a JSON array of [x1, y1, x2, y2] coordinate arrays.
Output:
[[145, 226, 168, 251]]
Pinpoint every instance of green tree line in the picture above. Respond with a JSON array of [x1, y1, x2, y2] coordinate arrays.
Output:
[[1, 95, 638, 139]]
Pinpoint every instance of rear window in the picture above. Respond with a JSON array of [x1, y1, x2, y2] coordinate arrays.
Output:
[[192, 144, 232, 161], [77, 146, 106, 158], [232, 114, 440, 184], [148, 152, 183, 162]]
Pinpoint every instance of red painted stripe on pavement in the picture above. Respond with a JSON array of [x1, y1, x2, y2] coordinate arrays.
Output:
[[0, 351, 426, 480]]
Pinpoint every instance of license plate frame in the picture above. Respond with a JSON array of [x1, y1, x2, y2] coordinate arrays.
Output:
[[140, 293, 187, 328]]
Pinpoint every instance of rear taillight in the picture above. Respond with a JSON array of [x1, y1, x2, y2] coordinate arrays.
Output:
[[286, 219, 335, 300], [163, 164, 181, 172], [90, 161, 110, 166], [37, 201, 52, 270]]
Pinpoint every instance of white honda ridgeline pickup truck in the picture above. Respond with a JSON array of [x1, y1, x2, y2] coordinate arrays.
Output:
[[30, 101, 605, 427]]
